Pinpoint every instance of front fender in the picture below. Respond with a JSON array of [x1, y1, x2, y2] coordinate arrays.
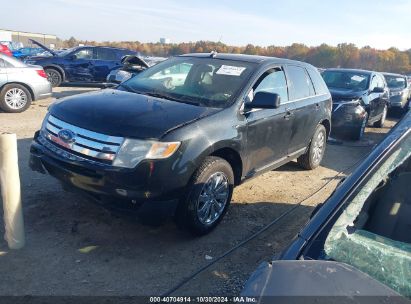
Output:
[[162, 110, 246, 185]]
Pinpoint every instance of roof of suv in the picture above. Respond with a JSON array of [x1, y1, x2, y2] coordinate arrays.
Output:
[[179, 53, 312, 66], [325, 68, 375, 75]]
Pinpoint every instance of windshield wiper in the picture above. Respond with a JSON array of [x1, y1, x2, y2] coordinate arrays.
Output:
[[118, 83, 138, 93], [144, 91, 201, 106]]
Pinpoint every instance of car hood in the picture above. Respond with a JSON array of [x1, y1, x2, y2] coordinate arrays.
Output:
[[49, 89, 221, 139], [242, 260, 401, 298], [389, 87, 406, 93], [121, 55, 149, 68], [25, 55, 51, 61], [29, 39, 56, 56], [329, 88, 366, 102]]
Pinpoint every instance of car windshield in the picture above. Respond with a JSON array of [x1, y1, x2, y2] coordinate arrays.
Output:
[[324, 133, 411, 297], [322, 70, 370, 91], [58, 47, 78, 57], [384, 75, 407, 89], [118, 57, 256, 108]]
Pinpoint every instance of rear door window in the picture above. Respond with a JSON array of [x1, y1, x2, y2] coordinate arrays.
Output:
[[286, 65, 312, 100], [95, 48, 117, 61]]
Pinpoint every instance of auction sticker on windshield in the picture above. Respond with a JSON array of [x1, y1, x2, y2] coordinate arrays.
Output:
[[216, 65, 246, 76]]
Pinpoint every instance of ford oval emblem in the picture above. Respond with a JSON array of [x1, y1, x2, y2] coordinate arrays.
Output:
[[58, 129, 76, 143]]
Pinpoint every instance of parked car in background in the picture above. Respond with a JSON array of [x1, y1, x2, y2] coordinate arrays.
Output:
[[30, 53, 331, 235], [242, 110, 411, 300], [383, 73, 410, 113], [24, 39, 137, 87], [322, 68, 389, 140], [0, 53, 51, 113], [13, 47, 52, 60], [106, 55, 166, 84], [0, 44, 12, 57]]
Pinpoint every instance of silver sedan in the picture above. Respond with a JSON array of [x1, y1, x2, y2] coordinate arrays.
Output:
[[0, 53, 51, 113]]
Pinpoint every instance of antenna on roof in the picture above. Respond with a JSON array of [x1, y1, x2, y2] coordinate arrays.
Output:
[[210, 50, 217, 58]]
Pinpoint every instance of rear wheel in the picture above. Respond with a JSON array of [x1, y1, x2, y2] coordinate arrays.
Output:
[[374, 104, 387, 128], [45, 68, 62, 87], [175, 156, 234, 235], [297, 124, 327, 170], [0, 84, 32, 113]]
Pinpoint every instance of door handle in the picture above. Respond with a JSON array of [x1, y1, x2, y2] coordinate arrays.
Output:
[[315, 103, 320, 110]]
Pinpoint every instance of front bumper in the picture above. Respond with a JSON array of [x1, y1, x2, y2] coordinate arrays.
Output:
[[389, 94, 408, 109], [29, 131, 187, 202], [331, 104, 366, 136]]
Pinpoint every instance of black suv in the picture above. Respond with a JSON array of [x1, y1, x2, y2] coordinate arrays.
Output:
[[24, 40, 136, 87], [30, 53, 332, 235], [322, 68, 389, 140]]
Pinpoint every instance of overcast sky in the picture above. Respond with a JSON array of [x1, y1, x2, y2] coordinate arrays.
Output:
[[2, 0, 411, 50]]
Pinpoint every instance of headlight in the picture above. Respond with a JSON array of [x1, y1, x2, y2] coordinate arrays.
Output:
[[112, 139, 180, 168]]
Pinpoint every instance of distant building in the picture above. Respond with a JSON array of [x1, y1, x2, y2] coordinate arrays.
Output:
[[160, 37, 171, 44], [0, 29, 58, 48]]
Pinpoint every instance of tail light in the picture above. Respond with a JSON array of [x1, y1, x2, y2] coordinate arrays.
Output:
[[36, 70, 47, 78], [0, 44, 12, 57]]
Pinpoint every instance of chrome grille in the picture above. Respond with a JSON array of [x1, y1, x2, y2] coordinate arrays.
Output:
[[41, 114, 124, 163]]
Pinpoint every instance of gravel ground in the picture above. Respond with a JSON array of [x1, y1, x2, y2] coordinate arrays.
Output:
[[0, 87, 398, 296]]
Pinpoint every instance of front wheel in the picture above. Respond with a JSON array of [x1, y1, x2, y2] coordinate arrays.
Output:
[[297, 124, 327, 170], [374, 104, 387, 128], [175, 156, 234, 236], [351, 113, 368, 141]]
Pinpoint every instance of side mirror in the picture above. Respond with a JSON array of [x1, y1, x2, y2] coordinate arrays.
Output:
[[68, 54, 76, 60], [245, 92, 281, 110], [371, 87, 384, 93]]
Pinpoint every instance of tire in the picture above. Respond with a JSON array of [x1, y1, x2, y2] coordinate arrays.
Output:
[[175, 156, 234, 236], [351, 113, 368, 141], [45, 68, 62, 87], [297, 124, 327, 170], [373, 104, 387, 128], [0, 84, 32, 113]]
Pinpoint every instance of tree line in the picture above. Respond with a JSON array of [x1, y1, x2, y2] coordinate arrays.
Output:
[[62, 37, 411, 74]]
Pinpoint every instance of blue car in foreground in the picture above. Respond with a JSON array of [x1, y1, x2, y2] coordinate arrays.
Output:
[[242, 110, 411, 302], [24, 39, 136, 87]]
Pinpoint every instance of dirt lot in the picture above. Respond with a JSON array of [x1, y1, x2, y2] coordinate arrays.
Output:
[[0, 87, 398, 296]]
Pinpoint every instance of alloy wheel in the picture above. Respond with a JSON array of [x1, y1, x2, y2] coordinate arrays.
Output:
[[197, 172, 229, 225], [46, 70, 60, 86], [312, 131, 325, 165], [381, 105, 387, 125]]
